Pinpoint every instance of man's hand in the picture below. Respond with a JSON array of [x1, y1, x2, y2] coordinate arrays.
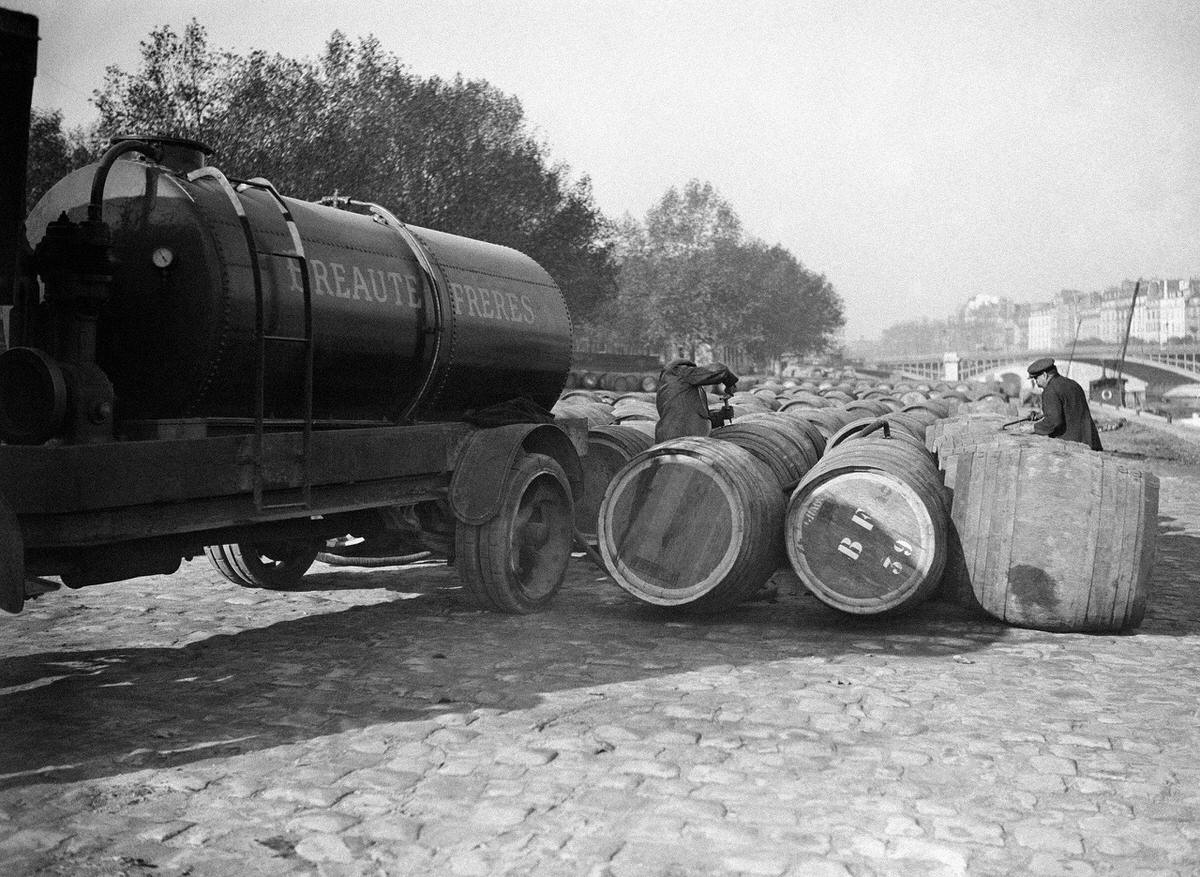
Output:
[[1027, 410, 1041, 422]]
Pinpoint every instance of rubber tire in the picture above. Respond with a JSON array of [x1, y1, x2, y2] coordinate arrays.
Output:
[[205, 541, 319, 590], [455, 452, 574, 613]]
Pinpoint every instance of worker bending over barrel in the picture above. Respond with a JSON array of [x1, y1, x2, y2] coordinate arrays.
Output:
[[1027, 357, 1103, 451], [655, 358, 739, 442]]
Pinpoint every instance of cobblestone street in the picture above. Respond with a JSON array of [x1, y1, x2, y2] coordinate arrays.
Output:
[[2, 458, 1199, 876]]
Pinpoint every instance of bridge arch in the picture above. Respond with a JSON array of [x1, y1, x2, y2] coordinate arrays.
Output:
[[865, 346, 1200, 395]]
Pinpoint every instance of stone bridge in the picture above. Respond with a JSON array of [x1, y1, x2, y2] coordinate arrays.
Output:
[[861, 345, 1200, 400]]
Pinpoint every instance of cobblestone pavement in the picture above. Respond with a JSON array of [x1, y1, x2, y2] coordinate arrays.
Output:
[[2, 461, 1199, 876]]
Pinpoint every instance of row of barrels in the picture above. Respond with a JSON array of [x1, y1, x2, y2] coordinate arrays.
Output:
[[564, 371, 659, 393], [563, 369, 1014, 406], [559, 392, 1157, 634], [553, 383, 1013, 427]]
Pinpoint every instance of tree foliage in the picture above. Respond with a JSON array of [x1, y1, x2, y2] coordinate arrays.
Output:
[[609, 180, 843, 363], [24, 109, 93, 212], [36, 22, 618, 323]]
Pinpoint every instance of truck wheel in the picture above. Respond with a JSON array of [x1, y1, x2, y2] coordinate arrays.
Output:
[[205, 541, 319, 590], [455, 452, 573, 613]]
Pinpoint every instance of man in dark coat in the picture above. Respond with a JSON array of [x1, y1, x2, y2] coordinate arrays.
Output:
[[655, 358, 739, 442], [1028, 357, 1103, 451]]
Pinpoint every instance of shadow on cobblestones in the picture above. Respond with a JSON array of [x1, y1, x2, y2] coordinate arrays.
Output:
[[4, 480, 1195, 795], [0, 557, 1012, 792], [1140, 521, 1200, 636]]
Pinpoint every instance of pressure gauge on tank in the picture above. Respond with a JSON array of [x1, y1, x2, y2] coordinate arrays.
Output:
[[151, 247, 174, 269]]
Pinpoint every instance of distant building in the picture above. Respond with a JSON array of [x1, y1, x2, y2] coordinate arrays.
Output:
[[1027, 279, 1200, 348], [956, 294, 1028, 350]]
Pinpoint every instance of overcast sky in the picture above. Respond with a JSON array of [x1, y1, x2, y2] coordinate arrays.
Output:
[[11, 0, 1199, 340]]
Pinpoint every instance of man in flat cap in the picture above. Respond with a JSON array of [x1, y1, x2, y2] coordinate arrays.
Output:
[[1027, 357, 1103, 450], [655, 357, 739, 442]]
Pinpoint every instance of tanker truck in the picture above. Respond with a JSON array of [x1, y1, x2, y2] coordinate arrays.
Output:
[[0, 8, 585, 615]]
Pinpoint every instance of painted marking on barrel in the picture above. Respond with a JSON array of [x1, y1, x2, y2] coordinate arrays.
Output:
[[837, 538, 863, 560], [851, 508, 875, 530], [802, 495, 827, 526]]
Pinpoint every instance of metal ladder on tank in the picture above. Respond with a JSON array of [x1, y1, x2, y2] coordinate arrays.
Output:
[[188, 167, 315, 512]]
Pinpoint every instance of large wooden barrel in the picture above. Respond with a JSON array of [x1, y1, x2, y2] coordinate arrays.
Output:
[[560, 389, 597, 401], [893, 404, 942, 432], [598, 438, 784, 611], [575, 425, 657, 543], [730, 392, 774, 414], [905, 398, 953, 419], [785, 437, 949, 615], [612, 396, 658, 422], [880, 411, 934, 442], [711, 417, 821, 489], [821, 390, 855, 404], [827, 417, 930, 455], [935, 431, 1046, 491], [773, 410, 828, 457], [942, 441, 1158, 632], [925, 414, 1014, 455], [844, 399, 893, 418], [782, 392, 832, 409], [791, 407, 860, 441], [867, 396, 903, 412]]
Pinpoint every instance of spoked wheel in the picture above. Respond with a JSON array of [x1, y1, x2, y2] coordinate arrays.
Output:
[[456, 452, 574, 613], [205, 541, 320, 590]]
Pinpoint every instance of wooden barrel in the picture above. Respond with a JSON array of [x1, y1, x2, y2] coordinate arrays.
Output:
[[612, 397, 658, 422], [936, 430, 1047, 490], [772, 410, 828, 457], [899, 390, 928, 406], [893, 404, 942, 433], [942, 441, 1158, 632], [619, 419, 658, 438], [598, 438, 784, 611], [560, 389, 597, 401], [731, 392, 774, 413], [844, 399, 893, 418], [711, 417, 821, 489], [785, 437, 949, 615], [639, 373, 659, 392], [880, 411, 934, 442], [866, 396, 903, 412], [791, 407, 860, 441], [827, 417, 931, 456], [904, 398, 953, 419], [575, 425, 657, 543], [925, 414, 1013, 455], [781, 392, 832, 410]]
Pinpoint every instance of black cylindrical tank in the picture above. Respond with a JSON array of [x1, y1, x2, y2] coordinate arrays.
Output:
[[23, 155, 572, 424]]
